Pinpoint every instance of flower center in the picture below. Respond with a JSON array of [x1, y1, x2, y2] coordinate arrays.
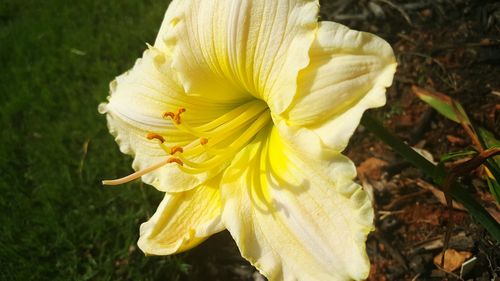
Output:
[[103, 99, 270, 185]]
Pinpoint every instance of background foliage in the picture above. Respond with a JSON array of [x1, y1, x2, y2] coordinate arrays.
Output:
[[0, 0, 191, 280]]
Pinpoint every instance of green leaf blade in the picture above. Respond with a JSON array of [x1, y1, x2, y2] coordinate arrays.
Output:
[[412, 86, 470, 124]]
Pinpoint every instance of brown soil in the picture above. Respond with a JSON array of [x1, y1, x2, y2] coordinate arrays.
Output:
[[339, 1, 500, 280]]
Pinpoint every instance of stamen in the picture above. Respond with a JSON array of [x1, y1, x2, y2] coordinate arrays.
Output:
[[159, 143, 187, 157], [159, 143, 173, 155], [165, 104, 268, 138], [163, 112, 176, 120], [166, 157, 183, 166], [196, 100, 265, 132], [177, 112, 271, 173], [173, 107, 186, 124], [179, 109, 271, 158], [177, 141, 205, 157], [178, 154, 227, 169], [105, 101, 271, 186], [163, 107, 186, 124], [209, 112, 271, 149], [146, 133, 165, 143], [102, 101, 271, 185], [170, 146, 184, 155]]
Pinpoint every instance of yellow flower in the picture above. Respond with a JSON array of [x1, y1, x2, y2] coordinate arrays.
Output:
[[99, 0, 396, 280]]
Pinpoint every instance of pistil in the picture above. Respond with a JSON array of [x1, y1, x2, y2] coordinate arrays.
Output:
[[102, 157, 179, 185]]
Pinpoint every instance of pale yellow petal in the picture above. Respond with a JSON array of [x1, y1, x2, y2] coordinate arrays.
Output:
[[164, 0, 319, 112], [138, 175, 224, 255], [282, 21, 397, 153], [100, 47, 236, 192], [153, 0, 185, 54], [221, 127, 374, 281]]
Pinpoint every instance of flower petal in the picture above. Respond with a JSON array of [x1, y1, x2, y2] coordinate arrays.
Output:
[[100, 47, 236, 192], [221, 127, 374, 281], [164, 0, 319, 113], [153, 0, 184, 54], [281, 21, 397, 153], [138, 174, 224, 255]]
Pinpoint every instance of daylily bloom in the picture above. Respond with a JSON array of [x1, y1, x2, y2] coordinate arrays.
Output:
[[99, 0, 396, 280]]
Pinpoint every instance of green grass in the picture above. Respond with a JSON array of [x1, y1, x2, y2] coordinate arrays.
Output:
[[0, 0, 190, 280]]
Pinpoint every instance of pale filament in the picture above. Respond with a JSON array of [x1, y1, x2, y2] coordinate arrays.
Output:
[[102, 100, 270, 186], [166, 101, 267, 138], [196, 100, 264, 131], [182, 113, 271, 167], [176, 112, 271, 174], [161, 101, 268, 157]]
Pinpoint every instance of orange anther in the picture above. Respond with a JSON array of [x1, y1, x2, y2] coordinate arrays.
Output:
[[170, 146, 184, 155], [172, 107, 186, 124], [200, 138, 208, 145], [163, 112, 175, 119], [164, 108, 186, 124], [166, 157, 184, 166], [146, 133, 165, 143]]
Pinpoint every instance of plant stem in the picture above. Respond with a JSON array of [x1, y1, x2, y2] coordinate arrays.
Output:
[[360, 114, 500, 242], [361, 114, 435, 175]]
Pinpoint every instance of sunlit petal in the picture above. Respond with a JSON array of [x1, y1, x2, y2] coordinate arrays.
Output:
[[100, 48, 236, 192], [164, 0, 319, 112], [138, 175, 224, 255], [153, 0, 185, 54], [281, 21, 397, 154], [221, 127, 374, 281]]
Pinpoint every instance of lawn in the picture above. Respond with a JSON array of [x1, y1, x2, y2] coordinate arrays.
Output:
[[0, 0, 190, 280]]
